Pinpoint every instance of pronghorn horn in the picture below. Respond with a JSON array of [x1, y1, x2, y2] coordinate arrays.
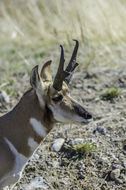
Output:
[[53, 45, 69, 91], [64, 39, 79, 84]]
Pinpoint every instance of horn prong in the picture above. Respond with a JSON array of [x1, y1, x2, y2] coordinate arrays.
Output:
[[53, 45, 68, 91], [65, 39, 79, 72], [64, 40, 79, 84], [53, 40, 79, 90]]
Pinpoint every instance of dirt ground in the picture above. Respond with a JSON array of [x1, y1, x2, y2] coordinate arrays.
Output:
[[1, 64, 125, 190]]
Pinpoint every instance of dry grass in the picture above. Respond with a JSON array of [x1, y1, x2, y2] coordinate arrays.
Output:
[[0, 0, 126, 47], [0, 1, 126, 80]]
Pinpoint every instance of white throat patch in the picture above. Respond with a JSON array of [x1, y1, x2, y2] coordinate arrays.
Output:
[[29, 118, 47, 138], [0, 138, 28, 188], [49, 105, 71, 123], [28, 137, 39, 152]]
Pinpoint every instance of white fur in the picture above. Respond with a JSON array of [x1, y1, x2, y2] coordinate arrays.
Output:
[[49, 105, 92, 123], [28, 137, 39, 152], [29, 118, 47, 138], [0, 138, 27, 188], [49, 105, 69, 123]]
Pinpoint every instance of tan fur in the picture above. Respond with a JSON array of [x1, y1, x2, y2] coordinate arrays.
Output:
[[0, 89, 55, 188], [0, 89, 54, 158]]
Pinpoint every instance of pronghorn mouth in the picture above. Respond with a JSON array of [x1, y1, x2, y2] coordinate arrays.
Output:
[[81, 118, 93, 124]]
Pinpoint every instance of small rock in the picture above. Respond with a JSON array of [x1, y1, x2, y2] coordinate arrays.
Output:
[[121, 173, 126, 183], [0, 90, 10, 103], [76, 83, 83, 89], [52, 138, 65, 152], [93, 126, 106, 135], [101, 156, 108, 162], [23, 176, 49, 190], [112, 163, 122, 170], [52, 161, 59, 168], [97, 126, 106, 135], [91, 171, 96, 176], [113, 137, 122, 142], [111, 154, 118, 161], [33, 153, 39, 160], [69, 138, 84, 145], [122, 161, 126, 168], [94, 97, 100, 102], [115, 178, 123, 184], [110, 169, 120, 180]]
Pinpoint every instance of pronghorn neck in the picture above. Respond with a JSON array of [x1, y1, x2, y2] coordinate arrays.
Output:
[[0, 89, 55, 158], [13, 88, 55, 131], [0, 40, 93, 189], [6, 88, 54, 130]]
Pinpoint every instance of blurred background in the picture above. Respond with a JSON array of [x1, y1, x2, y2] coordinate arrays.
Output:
[[0, 0, 126, 70]]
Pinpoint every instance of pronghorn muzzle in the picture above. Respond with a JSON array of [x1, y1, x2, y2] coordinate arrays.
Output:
[[73, 103, 93, 123]]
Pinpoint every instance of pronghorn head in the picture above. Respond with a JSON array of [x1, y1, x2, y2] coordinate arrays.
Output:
[[30, 40, 93, 124]]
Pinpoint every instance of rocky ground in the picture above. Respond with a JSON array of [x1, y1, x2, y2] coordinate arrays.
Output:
[[0, 66, 126, 190]]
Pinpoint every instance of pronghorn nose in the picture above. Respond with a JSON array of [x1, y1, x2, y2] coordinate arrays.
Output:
[[73, 103, 92, 120], [85, 112, 92, 120]]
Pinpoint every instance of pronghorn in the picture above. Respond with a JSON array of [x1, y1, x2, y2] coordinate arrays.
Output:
[[0, 40, 93, 189]]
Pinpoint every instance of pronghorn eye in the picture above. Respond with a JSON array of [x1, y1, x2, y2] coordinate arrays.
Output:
[[52, 95, 63, 102]]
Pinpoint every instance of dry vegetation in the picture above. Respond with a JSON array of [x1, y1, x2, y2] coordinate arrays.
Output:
[[0, 0, 126, 70], [1, 0, 126, 45], [0, 0, 126, 190]]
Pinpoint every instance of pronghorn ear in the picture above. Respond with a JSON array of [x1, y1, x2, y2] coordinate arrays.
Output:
[[30, 65, 40, 89], [40, 60, 52, 82]]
